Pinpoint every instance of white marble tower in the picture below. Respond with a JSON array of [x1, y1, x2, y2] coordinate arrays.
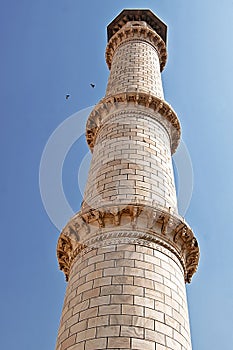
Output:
[[55, 9, 199, 350]]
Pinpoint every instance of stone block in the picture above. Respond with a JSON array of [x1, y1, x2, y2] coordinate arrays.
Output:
[[88, 315, 109, 328], [101, 285, 122, 295], [60, 335, 76, 350], [132, 316, 154, 330], [110, 314, 132, 326], [98, 304, 121, 315], [76, 328, 96, 343], [90, 295, 110, 308], [123, 285, 143, 296], [145, 329, 166, 345], [112, 275, 133, 285], [82, 287, 100, 301], [79, 307, 98, 321], [122, 304, 144, 316], [69, 319, 87, 336], [131, 338, 155, 350], [97, 325, 120, 337], [121, 325, 144, 338], [108, 337, 131, 348], [93, 276, 112, 288], [85, 338, 107, 350], [111, 294, 133, 304]]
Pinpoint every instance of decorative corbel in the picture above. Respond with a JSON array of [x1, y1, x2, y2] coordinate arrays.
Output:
[[130, 205, 142, 229], [67, 224, 80, 241], [135, 93, 140, 105], [110, 206, 121, 226], [147, 209, 158, 229], [146, 95, 152, 108], [158, 214, 170, 235], [79, 214, 90, 234], [57, 234, 74, 281], [155, 101, 163, 112], [173, 223, 187, 243], [95, 210, 105, 228]]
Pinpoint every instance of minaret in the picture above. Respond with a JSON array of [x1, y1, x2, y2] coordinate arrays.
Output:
[[56, 9, 199, 350]]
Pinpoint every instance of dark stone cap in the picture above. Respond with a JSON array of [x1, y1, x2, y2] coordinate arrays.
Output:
[[107, 9, 167, 44]]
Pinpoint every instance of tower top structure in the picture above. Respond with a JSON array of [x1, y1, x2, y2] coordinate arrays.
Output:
[[107, 9, 167, 43], [105, 9, 168, 72]]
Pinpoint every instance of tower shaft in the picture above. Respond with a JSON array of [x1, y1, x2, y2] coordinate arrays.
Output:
[[55, 10, 199, 350], [105, 34, 164, 99]]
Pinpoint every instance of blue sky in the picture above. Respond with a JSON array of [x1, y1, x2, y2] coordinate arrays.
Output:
[[1, 0, 233, 349]]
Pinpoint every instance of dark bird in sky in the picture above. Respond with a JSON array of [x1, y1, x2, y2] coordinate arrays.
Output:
[[90, 83, 95, 88], [65, 94, 70, 100]]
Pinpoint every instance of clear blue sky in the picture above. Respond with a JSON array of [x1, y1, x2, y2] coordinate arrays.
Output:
[[1, 1, 233, 349]]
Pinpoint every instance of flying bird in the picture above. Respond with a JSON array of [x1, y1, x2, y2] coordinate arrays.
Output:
[[65, 94, 70, 100], [90, 83, 95, 88]]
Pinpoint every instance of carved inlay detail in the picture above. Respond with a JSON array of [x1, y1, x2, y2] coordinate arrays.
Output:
[[105, 22, 167, 71], [57, 204, 199, 283], [86, 92, 180, 154]]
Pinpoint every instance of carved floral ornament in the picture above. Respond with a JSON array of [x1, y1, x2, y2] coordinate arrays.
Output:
[[57, 234, 86, 281], [57, 204, 199, 283], [105, 21, 167, 71], [86, 92, 181, 154]]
